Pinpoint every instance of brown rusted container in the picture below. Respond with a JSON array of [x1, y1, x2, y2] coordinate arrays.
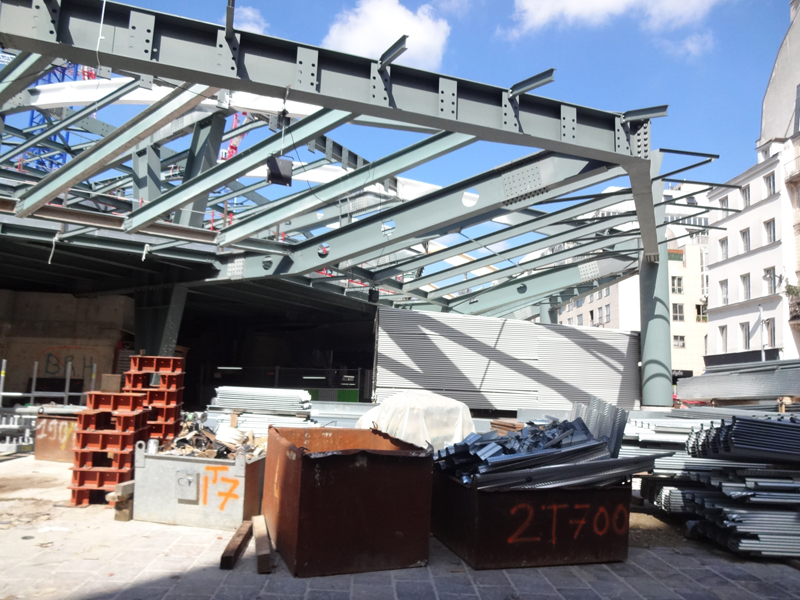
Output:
[[34, 415, 77, 462], [262, 427, 433, 577], [432, 470, 630, 569]]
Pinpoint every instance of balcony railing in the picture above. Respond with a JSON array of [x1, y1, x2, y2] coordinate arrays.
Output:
[[786, 157, 800, 183]]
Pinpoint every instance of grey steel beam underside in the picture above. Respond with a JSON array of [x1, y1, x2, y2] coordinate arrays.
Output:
[[215, 131, 476, 246], [0, 0, 663, 259], [0, 52, 54, 106], [122, 109, 353, 232], [14, 83, 219, 218]]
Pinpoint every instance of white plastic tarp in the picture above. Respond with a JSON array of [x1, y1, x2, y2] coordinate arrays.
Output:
[[355, 390, 475, 451]]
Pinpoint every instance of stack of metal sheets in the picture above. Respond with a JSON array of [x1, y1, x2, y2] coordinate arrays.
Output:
[[686, 415, 800, 463], [212, 387, 312, 413]]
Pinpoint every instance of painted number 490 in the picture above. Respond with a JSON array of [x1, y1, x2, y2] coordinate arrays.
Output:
[[507, 503, 628, 546]]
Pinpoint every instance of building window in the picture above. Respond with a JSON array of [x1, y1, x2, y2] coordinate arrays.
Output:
[[740, 228, 750, 253], [704, 334, 708, 355], [765, 219, 776, 244], [672, 303, 684, 322], [720, 280, 728, 305], [764, 267, 777, 294], [605, 287, 610, 297], [719, 237, 728, 260], [686, 197, 697, 206], [719, 325, 727, 353], [568, 303, 573, 312], [740, 322, 750, 350], [558, 306, 563, 315], [671, 276, 683, 294], [696, 304, 707, 322], [589, 293, 594, 302], [765, 318, 776, 347], [673, 335, 686, 349], [577, 298, 584, 308], [605, 304, 611, 323], [741, 273, 750, 301], [764, 171, 776, 197], [720, 196, 728, 209], [568, 317, 573, 325], [742, 184, 750, 208], [577, 314, 583, 326], [597, 306, 603, 323]]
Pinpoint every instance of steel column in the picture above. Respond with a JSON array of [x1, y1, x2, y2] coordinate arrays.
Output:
[[638, 151, 672, 407], [132, 145, 161, 205], [176, 113, 225, 228]]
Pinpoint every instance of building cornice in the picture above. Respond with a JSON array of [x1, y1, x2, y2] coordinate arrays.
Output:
[[708, 239, 782, 269], [707, 292, 783, 314], [707, 155, 781, 200]]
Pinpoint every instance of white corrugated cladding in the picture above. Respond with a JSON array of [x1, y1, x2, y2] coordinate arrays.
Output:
[[375, 307, 640, 411]]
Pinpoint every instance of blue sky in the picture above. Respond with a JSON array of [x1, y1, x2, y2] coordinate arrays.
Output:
[[112, 0, 792, 188]]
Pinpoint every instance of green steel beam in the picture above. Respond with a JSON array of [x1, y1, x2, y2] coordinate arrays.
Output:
[[374, 194, 634, 282], [424, 232, 640, 300], [451, 253, 638, 315], [122, 109, 353, 232], [15, 83, 218, 218], [215, 131, 476, 246], [0, 78, 141, 164], [0, 1, 652, 165], [407, 213, 637, 291], [0, 52, 53, 105], [176, 113, 226, 228], [251, 154, 624, 279]]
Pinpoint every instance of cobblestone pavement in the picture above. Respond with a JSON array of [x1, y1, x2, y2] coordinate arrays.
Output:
[[1, 456, 799, 600]]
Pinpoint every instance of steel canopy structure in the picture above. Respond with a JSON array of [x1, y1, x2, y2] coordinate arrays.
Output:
[[0, 0, 722, 406]]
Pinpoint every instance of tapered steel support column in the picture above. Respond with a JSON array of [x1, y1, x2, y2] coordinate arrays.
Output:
[[638, 151, 672, 407], [134, 285, 188, 356], [176, 113, 225, 228], [538, 301, 554, 324], [132, 145, 161, 204]]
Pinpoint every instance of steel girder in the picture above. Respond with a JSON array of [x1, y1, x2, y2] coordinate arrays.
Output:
[[14, 83, 218, 218], [224, 153, 624, 280], [122, 109, 353, 232], [0, 52, 54, 105], [215, 131, 476, 246]]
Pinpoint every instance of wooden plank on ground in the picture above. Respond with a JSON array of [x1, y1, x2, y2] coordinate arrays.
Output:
[[252, 515, 273, 574], [220, 521, 253, 570]]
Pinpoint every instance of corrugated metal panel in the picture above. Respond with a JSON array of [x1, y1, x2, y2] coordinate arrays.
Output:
[[375, 308, 640, 411], [678, 360, 800, 401]]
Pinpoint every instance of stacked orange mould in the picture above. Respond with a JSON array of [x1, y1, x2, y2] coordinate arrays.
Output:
[[123, 355, 185, 442], [70, 392, 150, 506]]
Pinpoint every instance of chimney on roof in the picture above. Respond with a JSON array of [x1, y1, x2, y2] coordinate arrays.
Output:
[[792, 0, 800, 22]]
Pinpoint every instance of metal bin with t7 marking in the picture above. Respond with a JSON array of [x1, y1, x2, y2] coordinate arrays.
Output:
[[132, 441, 265, 530]]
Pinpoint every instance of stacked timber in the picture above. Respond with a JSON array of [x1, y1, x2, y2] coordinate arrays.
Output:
[[490, 418, 525, 436]]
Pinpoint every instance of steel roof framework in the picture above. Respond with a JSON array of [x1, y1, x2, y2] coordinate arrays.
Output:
[[0, 0, 726, 405]]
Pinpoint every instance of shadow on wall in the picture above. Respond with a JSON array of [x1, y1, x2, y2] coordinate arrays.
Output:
[[377, 309, 640, 408]]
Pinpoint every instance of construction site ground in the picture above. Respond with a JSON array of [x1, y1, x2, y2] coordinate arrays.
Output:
[[0, 455, 798, 600]]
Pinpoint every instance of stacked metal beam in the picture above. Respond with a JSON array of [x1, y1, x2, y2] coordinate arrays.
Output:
[[626, 410, 800, 557], [123, 356, 185, 441], [212, 387, 311, 413], [435, 399, 663, 490]]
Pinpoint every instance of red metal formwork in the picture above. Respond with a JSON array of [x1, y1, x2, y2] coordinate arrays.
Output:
[[431, 471, 631, 569], [73, 449, 134, 470], [147, 404, 182, 424], [77, 410, 149, 432], [76, 410, 113, 431], [124, 372, 184, 390], [263, 427, 433, 577], [85, 392, 146, 411], [146, 420, 182, 439], [70, 467, 133, 489], [69, 488, 107, 507], [73, 427, 149, 452], [129, 356, 185, 373], [122, 388, 183, 406], [34, 415, 77, 463]]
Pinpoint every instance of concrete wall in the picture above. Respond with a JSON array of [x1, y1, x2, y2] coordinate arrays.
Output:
[[0, 291, 134, 393]]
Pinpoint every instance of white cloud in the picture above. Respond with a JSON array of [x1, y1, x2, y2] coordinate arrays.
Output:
[[659, 31, 714, 58], [435, 0, 471, 16], [505, 0, 725, 39], [224, 6, 268, 35], [322, 0, 451, 71]]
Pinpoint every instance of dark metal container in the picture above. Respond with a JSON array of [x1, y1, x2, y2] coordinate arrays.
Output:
[[432, 470, 630, 569], [34, 415, 77, 462], [262, 427, 433, 577]]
